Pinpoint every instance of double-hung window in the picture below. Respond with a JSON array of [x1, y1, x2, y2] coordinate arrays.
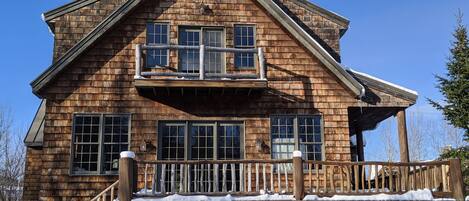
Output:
[[71, 114, 130, 175], [271, 115, 323, 162], [234, 25, 255, 68], [146, 23, 169, 67]]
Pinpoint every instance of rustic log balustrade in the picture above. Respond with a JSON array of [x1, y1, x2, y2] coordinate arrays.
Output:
[[134, 44, 267, 81], [115, 151, 464, 200]]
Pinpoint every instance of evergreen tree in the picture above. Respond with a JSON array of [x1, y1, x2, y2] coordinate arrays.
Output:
[[428, 13, 469, 140]]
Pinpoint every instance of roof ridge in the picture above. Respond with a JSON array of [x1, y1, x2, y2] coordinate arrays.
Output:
[[43, 0, 100, 22]]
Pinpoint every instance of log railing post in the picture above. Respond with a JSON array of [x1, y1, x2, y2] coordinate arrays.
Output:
[[449, 159, 464, 200], [293, 151, 304, 200], [134, 44, 144, 79], [258, 47, 266, 80], [199, 45, 205, 80], [119, 151, 136, 201]]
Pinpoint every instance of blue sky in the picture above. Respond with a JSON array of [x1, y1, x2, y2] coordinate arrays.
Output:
[[0, 1, 467, 159]]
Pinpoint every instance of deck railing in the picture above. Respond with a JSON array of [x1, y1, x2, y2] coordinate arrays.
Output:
[[115, 152, 465, 201], [134, 44, 266, 81], [138, 159, 294, 196]]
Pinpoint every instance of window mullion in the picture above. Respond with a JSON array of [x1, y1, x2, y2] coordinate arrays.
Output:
[[214, 122, 218, 160], [185, 121, 189, 160], [294, 116, 299, 151], [97, 114, 104, 175]]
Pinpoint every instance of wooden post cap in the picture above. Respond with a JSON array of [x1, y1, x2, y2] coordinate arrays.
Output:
[[120, 151, 135, 159], [293, 150, 302, 158]]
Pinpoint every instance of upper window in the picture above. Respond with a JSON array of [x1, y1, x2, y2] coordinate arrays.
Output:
[[271, 115, 323, 161], [71, 114, 130, 175], [146, 23, 169, 67], [234, 25, 255, 68]]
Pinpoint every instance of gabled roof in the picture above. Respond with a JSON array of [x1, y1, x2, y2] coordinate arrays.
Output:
[[24, 100, 46, 147], [31, 0, 366, 98]]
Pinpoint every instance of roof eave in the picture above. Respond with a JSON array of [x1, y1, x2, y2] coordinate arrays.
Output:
[[42, 0, 100, 22]]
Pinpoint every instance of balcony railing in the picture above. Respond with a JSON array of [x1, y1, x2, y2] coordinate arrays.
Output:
[[134, 44, 266, 81], [111, 152, 465, 201]]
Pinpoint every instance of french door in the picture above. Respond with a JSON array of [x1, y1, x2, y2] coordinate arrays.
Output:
[[178, 27, 225, 74], [158, 121, 243, 192]]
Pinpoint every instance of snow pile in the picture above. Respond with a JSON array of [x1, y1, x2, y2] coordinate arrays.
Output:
[[305, 189, 438, 200], [133, 189, 452, 201]]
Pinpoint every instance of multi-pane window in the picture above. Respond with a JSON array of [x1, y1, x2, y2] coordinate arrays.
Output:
[[71, 114, 130, 175], [103, 115, 130, 172], [271, 115, 323, 161], [179, 28, 201, 73], [158, 121, 243, 192], [298, 116, 323, 161], [147, 23, 169, 67], [234, 25, 255, 68], [72, 115, 100, 173]]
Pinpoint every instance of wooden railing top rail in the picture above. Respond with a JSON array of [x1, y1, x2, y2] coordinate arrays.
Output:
[[303, 160, 451, 166], [137, 159, 292, 165], [137, 159, 450, 166]]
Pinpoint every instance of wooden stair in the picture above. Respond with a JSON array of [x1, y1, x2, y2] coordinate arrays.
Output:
[[91, 180, 119, 201]]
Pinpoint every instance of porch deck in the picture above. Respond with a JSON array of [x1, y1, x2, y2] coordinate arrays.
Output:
[[93, 152, 465, 201]]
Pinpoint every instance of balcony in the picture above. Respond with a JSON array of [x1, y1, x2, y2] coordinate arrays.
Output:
[[133, 44, 268, 93]]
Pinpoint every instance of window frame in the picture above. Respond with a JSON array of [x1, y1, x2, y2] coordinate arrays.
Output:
[[70, 113, 131, 176], [270, 115, 325, 162], [233, 24, 257, 69], [157, 121, 245, 161], [146, 22, 170, 68]]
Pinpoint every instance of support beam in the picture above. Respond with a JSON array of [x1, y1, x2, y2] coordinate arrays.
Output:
[[397, 109, 410, 162], [356, 129, 365, 162]]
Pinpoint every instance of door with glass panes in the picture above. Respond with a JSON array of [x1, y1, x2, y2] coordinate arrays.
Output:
[[158, 121, 243, 192], [178, 27, 225, 74]]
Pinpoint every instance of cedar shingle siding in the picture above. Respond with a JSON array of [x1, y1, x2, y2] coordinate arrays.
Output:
[[24, 0, 414, 200]]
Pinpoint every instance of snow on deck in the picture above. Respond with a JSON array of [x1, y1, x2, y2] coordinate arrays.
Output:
[[133, 189, 455, 201]]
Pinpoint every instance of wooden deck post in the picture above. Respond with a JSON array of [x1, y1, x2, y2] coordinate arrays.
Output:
[[356, 129, 365, 162], [449, 159, 465, 200], [119, 151, 136, 201], [396, 109, 410, 163], [293, 151, 304, 200]]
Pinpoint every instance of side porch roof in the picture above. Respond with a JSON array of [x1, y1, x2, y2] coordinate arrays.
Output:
[[24, 100, 45, 147]]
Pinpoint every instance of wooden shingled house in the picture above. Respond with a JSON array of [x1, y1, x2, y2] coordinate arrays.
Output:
[[23, 0, 465, 200]]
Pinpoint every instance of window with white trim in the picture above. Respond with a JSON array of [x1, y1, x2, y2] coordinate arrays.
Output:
[[146, 23, 169, 67], [271, 115, 323, 161], [71, 114, 130, 175], [234, 25, 255, 68]]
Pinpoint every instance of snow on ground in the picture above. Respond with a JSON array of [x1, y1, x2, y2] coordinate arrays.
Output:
[[133, 189, 455, 201]]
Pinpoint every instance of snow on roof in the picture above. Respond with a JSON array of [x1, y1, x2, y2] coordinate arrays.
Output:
[[348, 69, 419, 96]]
